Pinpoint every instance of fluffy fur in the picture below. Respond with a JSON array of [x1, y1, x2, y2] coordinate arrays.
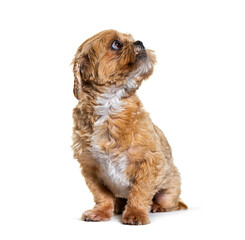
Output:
[[72, 30, 187, 225]]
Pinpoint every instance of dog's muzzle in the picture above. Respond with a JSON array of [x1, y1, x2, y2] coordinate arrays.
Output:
[[134, 40, 146, 58]]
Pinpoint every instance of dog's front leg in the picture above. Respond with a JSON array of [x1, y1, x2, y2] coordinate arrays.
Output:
[[81, 165, 115, 222], [122, 157, 162, 225]]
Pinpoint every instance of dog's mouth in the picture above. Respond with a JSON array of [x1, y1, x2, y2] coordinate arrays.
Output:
[[127, 54, 153, 81], [136, 51, 147, 60]]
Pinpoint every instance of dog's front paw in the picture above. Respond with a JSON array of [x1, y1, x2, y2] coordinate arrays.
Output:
[[82, 205, 113, 222], [122, 207, 150, 225]]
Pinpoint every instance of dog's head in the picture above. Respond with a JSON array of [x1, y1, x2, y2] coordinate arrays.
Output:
[[72, 30, 156, 100]]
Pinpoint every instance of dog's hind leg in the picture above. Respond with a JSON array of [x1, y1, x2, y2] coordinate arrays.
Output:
[[151, 166, 188, 213]]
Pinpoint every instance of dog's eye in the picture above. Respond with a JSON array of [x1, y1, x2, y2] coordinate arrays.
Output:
[[111, 40, 122, 50]]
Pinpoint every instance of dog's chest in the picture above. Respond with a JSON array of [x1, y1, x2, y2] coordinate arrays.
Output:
[[91, 150, 131, 198], [88, 85, 134, 198]]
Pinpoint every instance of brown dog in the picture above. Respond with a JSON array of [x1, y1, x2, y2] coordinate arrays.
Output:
[[72, 30, 187, 225]]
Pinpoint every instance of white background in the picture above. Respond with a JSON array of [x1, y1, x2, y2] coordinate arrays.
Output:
[[0, 0, 245, 239]]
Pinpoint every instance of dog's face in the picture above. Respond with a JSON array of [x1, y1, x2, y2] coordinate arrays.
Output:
[[72, 30, 156, 99]]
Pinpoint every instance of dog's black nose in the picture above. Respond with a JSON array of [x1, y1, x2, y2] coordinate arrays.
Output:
[[134, 40, 145, 50]]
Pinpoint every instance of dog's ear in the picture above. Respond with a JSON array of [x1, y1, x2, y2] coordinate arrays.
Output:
[[72, 50, 94, 100]]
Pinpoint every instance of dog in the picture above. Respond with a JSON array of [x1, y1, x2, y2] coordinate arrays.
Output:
[[72, 30, 187, 225]]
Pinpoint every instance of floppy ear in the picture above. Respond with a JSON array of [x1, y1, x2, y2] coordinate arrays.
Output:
[[72, 55, 83, 100], [72, 51, 94, 100]]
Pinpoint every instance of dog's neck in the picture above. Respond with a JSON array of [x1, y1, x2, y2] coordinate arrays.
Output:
[[81, 77, 139, 105], [93, 78, 138, 125], [78, 77, 140, 127]]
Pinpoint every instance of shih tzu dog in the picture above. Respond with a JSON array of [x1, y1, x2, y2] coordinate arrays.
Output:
[[72, 30, 187, 225]]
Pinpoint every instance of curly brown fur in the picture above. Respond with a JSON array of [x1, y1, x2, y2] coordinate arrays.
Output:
[[72, 30, 187, 225]]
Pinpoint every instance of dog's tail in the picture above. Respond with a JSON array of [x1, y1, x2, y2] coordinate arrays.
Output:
[[177, 198, 188, 210]]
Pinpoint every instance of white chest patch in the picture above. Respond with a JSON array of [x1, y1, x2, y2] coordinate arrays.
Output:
[[88, 79, 138, 198], [91, 150, 131, 198]]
